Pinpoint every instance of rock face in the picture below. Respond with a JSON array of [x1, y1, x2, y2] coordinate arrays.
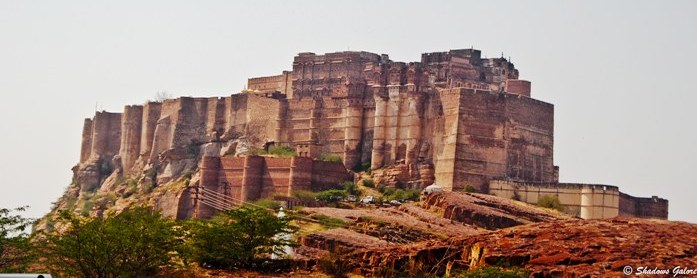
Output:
[[294, 192, 695, 277], [347, 218, 697, 277], [294, 192, 570, 266], [421, 192, 573, 229]]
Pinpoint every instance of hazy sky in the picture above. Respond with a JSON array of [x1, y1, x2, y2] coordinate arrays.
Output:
[[1, 1, 695, 223]]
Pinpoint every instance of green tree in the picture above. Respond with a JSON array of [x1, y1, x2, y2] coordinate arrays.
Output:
[[188, 206, 298, 269], [42, 206, 184, 277], [0, 206, 34, 272], [361, 178, 375, 188], [316, 189, 348, 204]]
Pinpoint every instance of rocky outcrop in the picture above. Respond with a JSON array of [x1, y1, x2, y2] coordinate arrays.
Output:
[[293, 192, 692, 276], [422, 192, 572, 230], [346, 217, 697, 277], [295, 192, 568, 264], [371, 163, 435, 189]]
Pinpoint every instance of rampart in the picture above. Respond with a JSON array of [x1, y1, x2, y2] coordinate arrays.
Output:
[[72, 48, 669, 220], [195, 156, 351, 218], [618, 192, 669, 219], [489, 180, 668, 219]]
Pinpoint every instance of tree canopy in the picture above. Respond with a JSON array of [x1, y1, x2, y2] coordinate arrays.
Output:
[[41, 206, 184, 277]]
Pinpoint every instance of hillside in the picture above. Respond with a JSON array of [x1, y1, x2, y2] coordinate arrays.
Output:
[[290, 192, 696, 277]]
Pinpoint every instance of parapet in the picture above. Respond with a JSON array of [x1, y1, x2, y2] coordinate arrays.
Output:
[[504, 79, 531, 97], [619, 192, 669, 219], [488, 180, 669, 220]]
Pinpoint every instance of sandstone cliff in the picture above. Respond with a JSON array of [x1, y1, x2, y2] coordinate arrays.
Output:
[[40, 94, 282, 229]]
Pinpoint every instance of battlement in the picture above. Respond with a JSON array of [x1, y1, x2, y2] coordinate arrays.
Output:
[[245, 48, 530, 100], [421, 48, 482, 64], [293, 51, 383, 63]]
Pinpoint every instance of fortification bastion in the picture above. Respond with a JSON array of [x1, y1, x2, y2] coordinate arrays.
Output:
[[68, 48, 667, 220]]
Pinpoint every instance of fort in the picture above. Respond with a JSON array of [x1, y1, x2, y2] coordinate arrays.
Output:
[[72, 48, 668, 220]]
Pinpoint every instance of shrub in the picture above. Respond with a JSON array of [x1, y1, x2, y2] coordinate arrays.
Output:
[[80, 200, 94, 216], [537, 195, 564, 211], [316, 189, 348, 204], [361, 178, 375, 188], [64, 195, 78, 211], [381, 188, 420, 202], [248, 146, 297, 157], [313, 214, 347, 228], [42, 207, 184, 277], [251, 198, 282, 210], [292, 190, 317, 202], [188, 206, 297, 269], [267, 146, 296, 157], [319, 153, 342, 163], [463, 184, 477, 193], [342, 181, 360, 196], [459, 266, 530, 278], [122, 181, 138, 198]]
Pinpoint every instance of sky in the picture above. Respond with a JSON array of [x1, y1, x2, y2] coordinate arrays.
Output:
[[1, 1, 695, 223]]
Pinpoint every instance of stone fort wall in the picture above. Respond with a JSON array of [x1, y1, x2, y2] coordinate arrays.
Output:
[[489, 180, 668, 219], [74, 48, 669, 220], [195, 156, 351, 218], [253, 50, 553, 192]]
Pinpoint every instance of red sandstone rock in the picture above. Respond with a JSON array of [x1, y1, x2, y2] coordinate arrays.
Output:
[[343, 217, 697, 277], [421, 192, 572, 230]]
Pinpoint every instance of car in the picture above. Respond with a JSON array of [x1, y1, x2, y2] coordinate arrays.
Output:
[[360, 195, 376, 204], [389, 200, 402, 206]]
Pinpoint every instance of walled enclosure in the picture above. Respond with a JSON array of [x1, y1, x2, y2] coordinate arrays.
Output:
[[73, 48, 668, 220], [489, 180, 668, 219]]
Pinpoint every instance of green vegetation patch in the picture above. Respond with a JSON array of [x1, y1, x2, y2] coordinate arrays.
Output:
[[536, 195, 564, 211], [312, 214, 348, 228], [319, 153, 342, 163]]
